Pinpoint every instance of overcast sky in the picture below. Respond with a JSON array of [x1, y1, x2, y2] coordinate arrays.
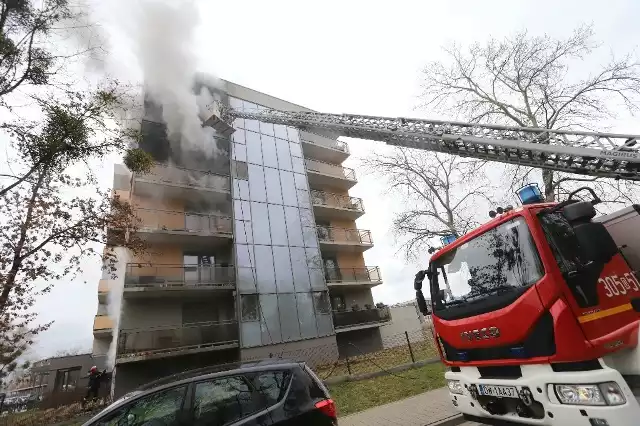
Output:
[[29, 0, 640, 358]]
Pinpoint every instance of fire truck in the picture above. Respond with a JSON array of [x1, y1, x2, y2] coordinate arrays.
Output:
[[210, 103, 640, 425]]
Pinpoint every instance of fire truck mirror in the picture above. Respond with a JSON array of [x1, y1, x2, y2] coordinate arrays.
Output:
[[573, 222, 618, 265], [416, 291, 431, 315]]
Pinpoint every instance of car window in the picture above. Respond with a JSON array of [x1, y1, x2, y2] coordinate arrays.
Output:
[[96, 385, 187, 426], [192, 376, 262, 426], [252, 371, 290, 406]]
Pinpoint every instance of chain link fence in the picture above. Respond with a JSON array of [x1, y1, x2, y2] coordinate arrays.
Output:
[[1, 324, 439, 425]]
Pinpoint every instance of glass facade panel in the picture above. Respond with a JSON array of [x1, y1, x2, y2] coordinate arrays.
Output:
[[245, 119, 260, 132], [251, 202, 271, 245], [278, 293, 301, 342], [233, 179, 250, 201], [275, 138, 293, 171], [297, 292, 318, 339], [235, 220, 253, 244], [299, 208, 314, 227], [254, 245, 276, 293], [248, 164, 267, 203], [287, 127, 300, 143], [291, 155, 305, 174], [241, 322, 261, 347], [267, 204, 288, 246], [245, 131, 263, 165], [280, 170, 298, 207], [297, 189, 310, 208], [260, 121, 275, 136], [273, 246, 294, 292], [290, 142, 303, 158], [236, 245, 256, 293], [274, 124, 288, 140], [232, 143, 247, 163], [234, 200, 251, 221], [294, 173, 308, 190], [260, 294, 282, 344], [302, 226, 319, 248], [290, 247, 311, 292], [316, 314, 334, 337], [261, 135, 278, 169], [264, 167, 283, 205], [232, 128, 245, 144], [284, 206, 304, 247]]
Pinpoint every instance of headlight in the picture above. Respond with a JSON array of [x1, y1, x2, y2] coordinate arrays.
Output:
[[553, 382, 626, 406], [447, 379, 464, 395]]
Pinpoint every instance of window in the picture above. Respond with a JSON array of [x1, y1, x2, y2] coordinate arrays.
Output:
[[97, 385, 187, 426], [251, 371, 290, 406], [332, 295, 346, 311], [313, 292, 331, 314], [539, 212, 585, 273], [241, 295, 259, 321], [55, 367, 80, 392], [192, 376, 261, 426]]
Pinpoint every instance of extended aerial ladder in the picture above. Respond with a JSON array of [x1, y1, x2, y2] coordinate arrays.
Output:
[[209, 106, 640, 181]]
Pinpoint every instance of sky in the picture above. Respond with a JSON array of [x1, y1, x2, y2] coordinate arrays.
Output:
[[27, 0, 640, 358]]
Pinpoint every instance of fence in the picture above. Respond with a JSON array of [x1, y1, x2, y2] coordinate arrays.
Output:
[[304, 158, 357, 180], [310, 190, 364, 212], [316, 226, 373, 244]]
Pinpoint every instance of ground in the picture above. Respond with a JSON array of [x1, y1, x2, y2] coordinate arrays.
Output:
[[328, 363, 447, 416]]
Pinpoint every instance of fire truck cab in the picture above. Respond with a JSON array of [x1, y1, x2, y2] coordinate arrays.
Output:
[[416, 186, 640, 425]]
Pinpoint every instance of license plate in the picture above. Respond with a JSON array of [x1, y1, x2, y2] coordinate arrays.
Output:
[[478, 385, 518, 398]]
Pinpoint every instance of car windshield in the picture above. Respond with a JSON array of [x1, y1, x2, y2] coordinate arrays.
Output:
[[431, 217, 543, 308]]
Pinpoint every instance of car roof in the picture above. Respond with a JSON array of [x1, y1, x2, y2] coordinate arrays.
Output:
[[137, 358, 305, 392]]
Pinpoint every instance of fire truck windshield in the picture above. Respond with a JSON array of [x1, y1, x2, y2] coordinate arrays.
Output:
[[431, 217, 544, 310]]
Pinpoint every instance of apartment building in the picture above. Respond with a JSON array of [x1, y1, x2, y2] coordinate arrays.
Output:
[[92, 81, 389, 396]]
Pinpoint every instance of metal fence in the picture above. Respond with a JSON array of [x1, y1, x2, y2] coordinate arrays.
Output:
[[310, 190, 364, 212], [124, 264, 236, 289], [325, 266, 381, 284], [135, 163, 231, 192], [304, 158, 357, 181], [135, 209, 233, 235], [316, 226, 373, 244]]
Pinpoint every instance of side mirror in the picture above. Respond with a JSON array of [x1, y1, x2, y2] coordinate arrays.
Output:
[[573, 222, 618, 264], [416, 291, 431, 315]]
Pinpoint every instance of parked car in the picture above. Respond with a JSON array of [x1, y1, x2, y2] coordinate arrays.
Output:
[[82, 359, 337, 426]]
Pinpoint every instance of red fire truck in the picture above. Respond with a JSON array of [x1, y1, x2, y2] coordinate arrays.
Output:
[[414, 185, 640, 425]]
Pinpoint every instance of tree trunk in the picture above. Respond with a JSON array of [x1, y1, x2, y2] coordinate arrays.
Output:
[[542, 169, 555, 201]]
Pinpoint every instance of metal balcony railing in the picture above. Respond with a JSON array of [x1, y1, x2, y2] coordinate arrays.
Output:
[[302, 135, 349, 153], [325, 266, 381, 284], [117, 321, 239, 358], [125, 264, 236, 289], [310, 190, 364, 212], [332, 307, 391, 329], [316, 226, 373, 244], [304, 159, 356, 180], [135, 209, 233, 235], [135, 164, 231, 192]]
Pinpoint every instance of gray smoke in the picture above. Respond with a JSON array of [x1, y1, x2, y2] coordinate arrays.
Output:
[[128, 0, 221, 157]]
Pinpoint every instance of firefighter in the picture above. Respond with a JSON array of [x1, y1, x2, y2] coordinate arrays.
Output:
[[82, 366, 105, 407]]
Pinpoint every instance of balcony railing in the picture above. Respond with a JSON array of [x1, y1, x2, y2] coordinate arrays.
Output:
[[117, 321, 239, 358], [135, 164, 231, 192], [125, 264, 236, 289], [325, 266, 381, 284], [332, 307, 391, 329], [311, 190, 364, 212], [316, 226, 373, 244], [302, 136, 349, 153], [135, 209, 233, 235], [305, 159, 356, 180]]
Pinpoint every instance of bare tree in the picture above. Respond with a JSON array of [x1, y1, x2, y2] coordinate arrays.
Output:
[[362, 149, 495, 259], [421, 25, 640, 202]]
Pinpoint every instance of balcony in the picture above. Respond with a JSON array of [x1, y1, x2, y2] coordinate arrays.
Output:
[[332, 307, 392, 332], [301, 133, 350, 164], [133, 164, 231, 202], [325, 266, 382, 288], [93, 315, 114, 338], [305, 159, 357, 190], [316, 226, 373, 253], [116, 321, 239, 364], [135, 208, 233, 247], [98, 279, 110, 303], [311, 190, 364, 221], [124, 264, 235, 298]]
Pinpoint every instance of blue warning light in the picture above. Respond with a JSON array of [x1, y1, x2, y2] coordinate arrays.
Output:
[[441, 235, 457, 246], [516, 183, 544, 205]]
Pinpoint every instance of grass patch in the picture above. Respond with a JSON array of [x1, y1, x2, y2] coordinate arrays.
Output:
[[328, 362, 447, 417]]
